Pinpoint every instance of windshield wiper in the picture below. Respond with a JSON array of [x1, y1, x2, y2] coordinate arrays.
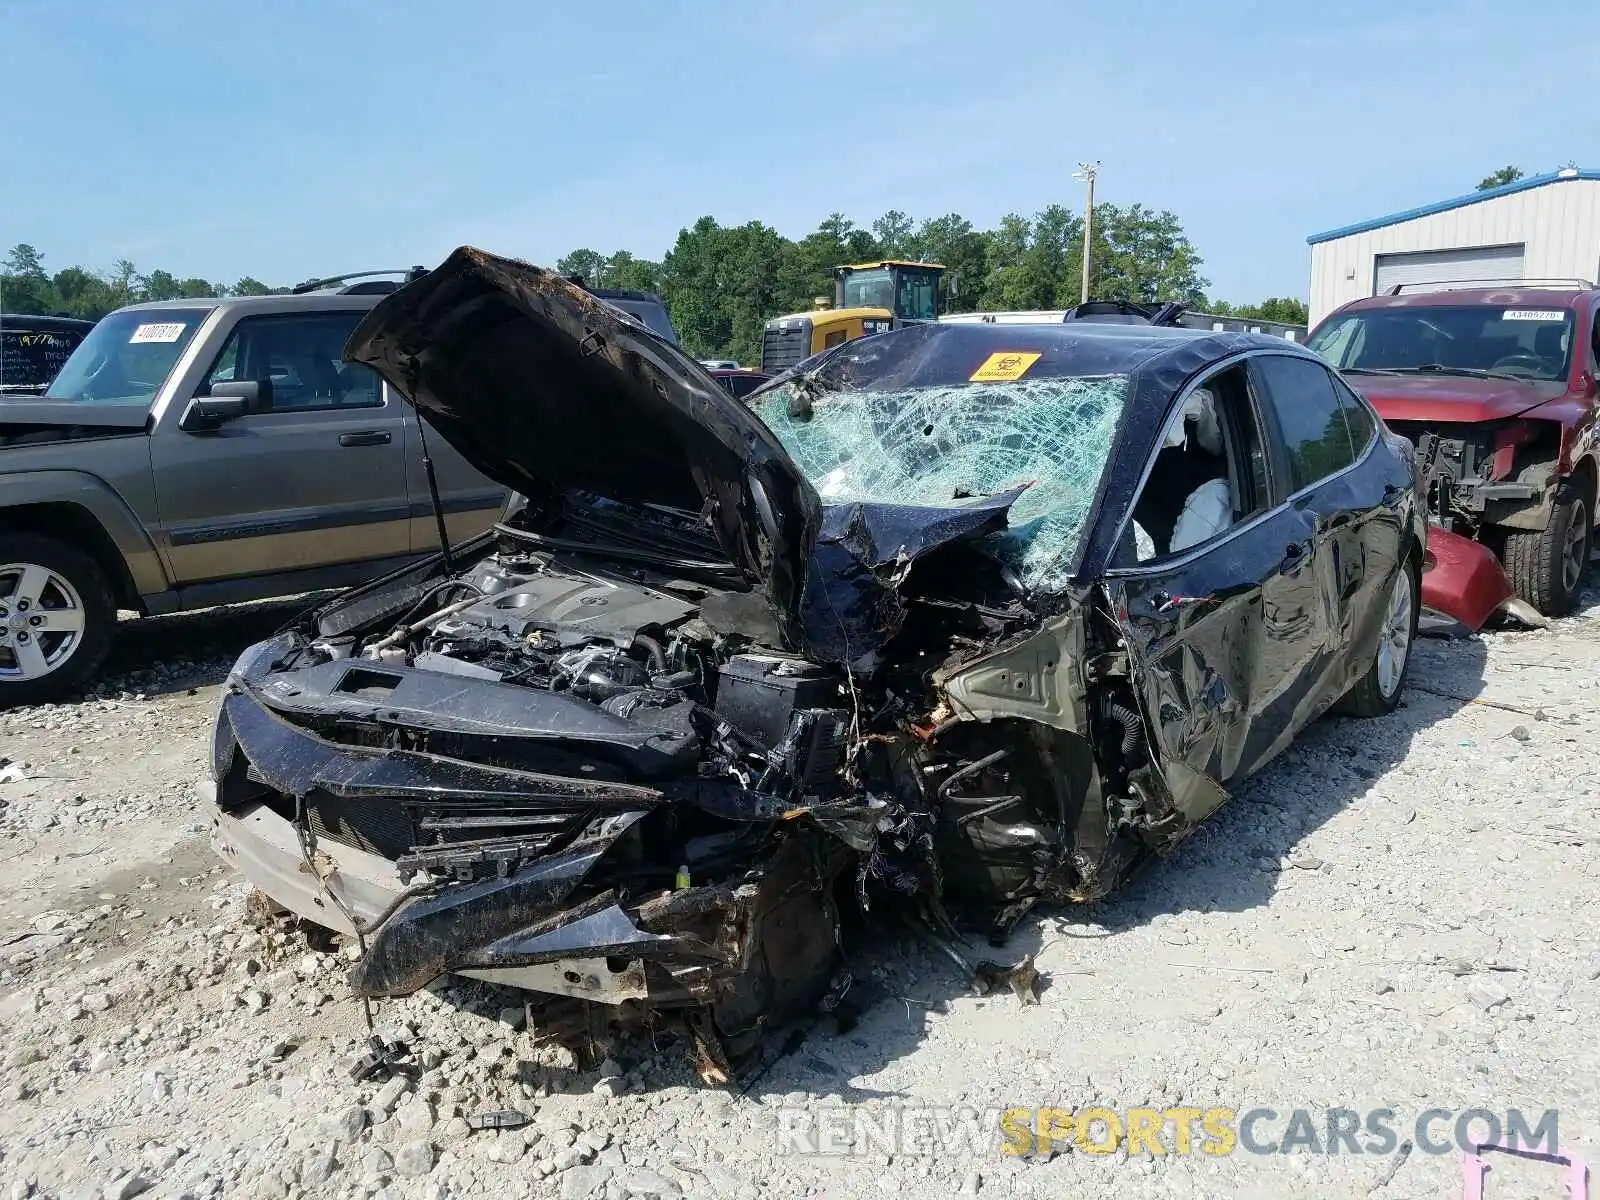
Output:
[[1340, 367, 1407, 376], [1380, 365, 1522, 381]]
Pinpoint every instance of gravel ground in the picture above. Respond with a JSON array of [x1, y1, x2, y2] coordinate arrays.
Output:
[[1, 592, 1598, 1200]]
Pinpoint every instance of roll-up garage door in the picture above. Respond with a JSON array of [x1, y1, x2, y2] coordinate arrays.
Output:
[[1373, 244, 1525, 294]]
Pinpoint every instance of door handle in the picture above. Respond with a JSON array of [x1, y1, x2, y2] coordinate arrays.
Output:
[[338, 430, 391, 447]]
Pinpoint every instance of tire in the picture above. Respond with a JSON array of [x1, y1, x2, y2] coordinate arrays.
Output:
[[1501, 476, 1593, 618], [1339, 554, 1419, 719], [0, 534, 116, 707]]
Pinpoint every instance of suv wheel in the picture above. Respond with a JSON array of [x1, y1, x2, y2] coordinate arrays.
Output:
[[1502, 476, 1593, 617], [1339, 555, 1418, 718], [0, 534, 115, 707]]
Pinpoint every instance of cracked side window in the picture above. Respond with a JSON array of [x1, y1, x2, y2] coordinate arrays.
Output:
[[754, 375, 1128, 590]]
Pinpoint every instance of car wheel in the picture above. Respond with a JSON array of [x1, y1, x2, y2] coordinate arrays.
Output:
[[1501, 477, 1593, 617], [1339, 555, 1418, 719], [0, 534, 115, 708]]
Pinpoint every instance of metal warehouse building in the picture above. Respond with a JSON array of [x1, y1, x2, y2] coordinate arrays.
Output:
[[1307, 167, 1600, 325]]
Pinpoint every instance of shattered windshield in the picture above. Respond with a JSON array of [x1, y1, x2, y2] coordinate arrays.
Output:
[[753, 374, 1128, 589]]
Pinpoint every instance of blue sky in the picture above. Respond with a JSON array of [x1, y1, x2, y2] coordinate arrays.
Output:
[[3, 0, 1597, 303]]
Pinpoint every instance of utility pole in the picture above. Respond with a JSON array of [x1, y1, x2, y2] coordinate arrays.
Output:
[[1075, 161, 1100, 304]]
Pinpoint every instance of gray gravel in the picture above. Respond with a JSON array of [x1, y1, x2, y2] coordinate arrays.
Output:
[[2, 595, 1598, 1199]]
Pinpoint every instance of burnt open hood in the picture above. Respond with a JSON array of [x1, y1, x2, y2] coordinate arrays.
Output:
[[344, 247, 820, 637]]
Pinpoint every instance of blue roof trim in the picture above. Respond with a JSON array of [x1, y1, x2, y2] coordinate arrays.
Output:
[[1307, 169, 1600, 245]]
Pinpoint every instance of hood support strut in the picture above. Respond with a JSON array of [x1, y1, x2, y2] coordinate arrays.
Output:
[[406, 356, 456, 574]]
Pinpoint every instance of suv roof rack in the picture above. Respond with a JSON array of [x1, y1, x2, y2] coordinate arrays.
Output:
[[1386, 277, 1596, 296], [291, 266, 430, 295]]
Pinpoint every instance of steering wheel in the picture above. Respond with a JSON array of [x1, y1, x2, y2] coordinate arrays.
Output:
[[1489, 353, 1548, 373]]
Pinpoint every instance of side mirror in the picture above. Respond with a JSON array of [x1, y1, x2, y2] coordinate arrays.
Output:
[[180, 380, 266, 431]]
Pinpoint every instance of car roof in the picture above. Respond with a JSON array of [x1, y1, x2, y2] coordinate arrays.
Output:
[[111, 293, 384, 316], [829, 314, 1297, 375], [1338, 288, 1591, 313], [0, 313, 97, 332]]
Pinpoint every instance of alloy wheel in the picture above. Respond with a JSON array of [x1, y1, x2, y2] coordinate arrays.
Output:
[[1375, 570, 1413, 700], [1562, 497, 1589, 595], [0, 563, 88, 682]]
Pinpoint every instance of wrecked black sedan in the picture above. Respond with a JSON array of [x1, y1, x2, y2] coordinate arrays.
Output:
[[208, 248, 1425, 1063]]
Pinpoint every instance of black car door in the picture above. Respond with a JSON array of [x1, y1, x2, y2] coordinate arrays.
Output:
[[1101, 356, 1331, 822], [1250, 353, 1405, 710]]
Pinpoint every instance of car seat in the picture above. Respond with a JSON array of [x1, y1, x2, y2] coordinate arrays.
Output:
[[1167, 388, 1233, 551], [1132, 387, 1232, 558], [1534, 324, 1567, 366]]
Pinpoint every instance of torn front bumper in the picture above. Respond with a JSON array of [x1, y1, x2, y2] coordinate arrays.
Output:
[[209, 686, 847, 1019], [1420, 526, 1543, 631], [211, 800, 652, 1003]]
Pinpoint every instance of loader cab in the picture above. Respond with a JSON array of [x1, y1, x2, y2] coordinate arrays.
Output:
[[834, 261, 944, 324], [759, 261, 944, 373]]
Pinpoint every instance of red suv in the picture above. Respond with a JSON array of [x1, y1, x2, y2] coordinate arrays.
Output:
[[1308, 284, 1600, 616]]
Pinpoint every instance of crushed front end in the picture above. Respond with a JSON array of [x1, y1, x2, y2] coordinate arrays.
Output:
[[1389, 417, 1563, 537], [209, 507, 871, 1056], [207, 487, 1167, 1056], [204, 249, 1231, 1059]]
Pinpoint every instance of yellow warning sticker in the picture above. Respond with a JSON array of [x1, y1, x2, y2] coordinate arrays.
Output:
[[969, 351, 1041, 382]]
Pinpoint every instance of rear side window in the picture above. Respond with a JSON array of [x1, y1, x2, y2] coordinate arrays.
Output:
[[1251, 355, 1356, 492], [1331, 374, 1377, 451]]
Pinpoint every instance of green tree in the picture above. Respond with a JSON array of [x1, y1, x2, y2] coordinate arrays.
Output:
[[6, 244, 46, 280], [660, 217, 792, 363], [1088, 203, 1209, 306], [555, 248, 607, 284], [5, 247, 282, 319], [1231, 296, 1309, 324], [1022, 204, 1082, 308], [909, 214, 988, 313], [777, 213, 881, 314], [3, 244, 53, 312], [659, 217, 733, 356], [51, 267, 100, 312], [138, 269, 181, 301], [599, 251, 662, 293], [108, 260, 139, 310], [871, 210, 915, 258], [979, 212, 1034, 309], [1477, 166, 1524, 190], [178, 277, 222, 299]]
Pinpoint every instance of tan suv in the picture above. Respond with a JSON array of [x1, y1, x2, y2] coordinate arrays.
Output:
[[0, 278, 509, 704]]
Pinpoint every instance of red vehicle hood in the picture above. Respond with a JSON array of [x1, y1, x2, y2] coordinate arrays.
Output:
[[1347, 374, 1566, 425]]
